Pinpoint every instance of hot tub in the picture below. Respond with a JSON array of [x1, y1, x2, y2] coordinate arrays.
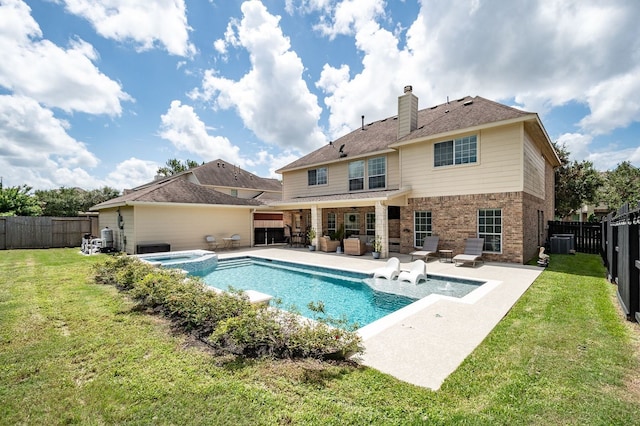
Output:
[[135, 249, 218, 275]]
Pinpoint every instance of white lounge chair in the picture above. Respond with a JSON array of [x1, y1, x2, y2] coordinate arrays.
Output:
[[372, 257, 400, 280], [410, 236, 439, 261], [453, 238, 485, 267], [398, 259, 427, 284]]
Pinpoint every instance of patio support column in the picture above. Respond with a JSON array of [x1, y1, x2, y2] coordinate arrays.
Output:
[[310, 205, 321, 246], [375, 201, 389, 258]]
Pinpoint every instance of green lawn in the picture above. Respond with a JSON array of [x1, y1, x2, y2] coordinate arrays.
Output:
[[1, 249, 639, 425]]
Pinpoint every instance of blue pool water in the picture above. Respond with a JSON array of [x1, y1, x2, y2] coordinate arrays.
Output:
[[197, 257, 485, 329]]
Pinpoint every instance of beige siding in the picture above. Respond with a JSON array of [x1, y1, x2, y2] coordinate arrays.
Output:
[[523, 131, 546, 199], [133, 204, 253, 252], [401, 124, 524, 197], [97, 207, 134, 253], [283, 152, 399, 199]]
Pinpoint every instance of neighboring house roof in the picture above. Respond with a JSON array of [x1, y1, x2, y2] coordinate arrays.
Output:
[[278, 95, 555, 172], [91, 178, 264, 210], [133, 159, 282, 192], [190, 159, 282, 192]]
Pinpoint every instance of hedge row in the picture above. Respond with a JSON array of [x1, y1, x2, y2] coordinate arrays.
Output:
[[92, 255, 363, 360]]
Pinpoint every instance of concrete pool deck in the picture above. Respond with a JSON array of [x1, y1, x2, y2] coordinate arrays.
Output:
[[216, 247, 543, 390]]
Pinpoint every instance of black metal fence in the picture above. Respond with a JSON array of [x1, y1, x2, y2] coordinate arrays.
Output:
[[547, 221, 602, 254], [602, 202, 640, 322]]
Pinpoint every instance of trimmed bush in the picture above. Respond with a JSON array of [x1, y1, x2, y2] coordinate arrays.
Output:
[[92, 255, 363, 360]]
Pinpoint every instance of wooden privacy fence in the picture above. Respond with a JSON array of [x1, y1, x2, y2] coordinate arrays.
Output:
[[602, 202, 640, 323], [0, 216, 99, 250], [547, 221, 602, 254]]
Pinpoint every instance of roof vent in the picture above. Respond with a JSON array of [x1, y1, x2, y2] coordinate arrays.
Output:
[[463, 100, 473, 106], [404, 85, 413, 93]]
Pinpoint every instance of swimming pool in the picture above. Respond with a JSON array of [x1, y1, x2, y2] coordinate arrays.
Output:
[[198, 256, 485, 329]]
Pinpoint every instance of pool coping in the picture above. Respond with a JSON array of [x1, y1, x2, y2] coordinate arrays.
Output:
[[216, 247, 543, 390]]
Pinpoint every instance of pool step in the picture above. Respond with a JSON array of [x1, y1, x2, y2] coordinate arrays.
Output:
[[215, 258, 253, 270]]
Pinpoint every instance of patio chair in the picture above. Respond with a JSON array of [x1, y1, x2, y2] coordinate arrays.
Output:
[[398, 259, 427, 284], [230, 234, 241, 249], [204, 235, 218, 250], [452, 238, 485, 267], [409, 236, 439, 261], [372, 257, 400, 280]]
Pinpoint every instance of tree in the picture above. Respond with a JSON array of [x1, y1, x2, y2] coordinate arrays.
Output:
[[0, 184, 42, 216], [156, 158, 202, 177], [35, 187, 85, 217], [553, 142, 603, 219], [599, 161, 640, 212], [34, 186, 120, 216]]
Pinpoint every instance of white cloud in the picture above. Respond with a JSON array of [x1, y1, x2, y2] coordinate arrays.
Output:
[[0, 94, 100, 189], [579, 69, 640, 135], [0, 0, 131, 115], [59, 0, 196, 57], [556, 132, 593, 163], [159, 100, 244, 165], [314, 0, 640, 144], [103, 157, 160, 190], [192, 0, 326, 153]]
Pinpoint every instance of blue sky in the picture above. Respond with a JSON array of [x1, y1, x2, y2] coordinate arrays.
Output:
[[1, 0, 639, 191]]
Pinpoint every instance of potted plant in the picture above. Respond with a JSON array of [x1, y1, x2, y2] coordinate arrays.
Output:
[[307, 227, 316, 251], [372, 235, 383, 259]]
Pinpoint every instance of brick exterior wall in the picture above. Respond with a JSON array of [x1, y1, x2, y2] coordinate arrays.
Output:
[[403, 192, 528, 263]]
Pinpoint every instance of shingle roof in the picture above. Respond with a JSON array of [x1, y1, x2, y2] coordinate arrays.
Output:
[[91, 178, 264, 210], [278, 96, 534, 172], [191, 159, 282, 191]]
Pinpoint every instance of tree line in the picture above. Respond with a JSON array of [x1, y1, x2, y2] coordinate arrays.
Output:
[[554, 142, 640, 220]]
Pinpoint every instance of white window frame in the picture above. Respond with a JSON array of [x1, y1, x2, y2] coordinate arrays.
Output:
[[367, 157, 386, 189], [348, 161, 364, 191], [344, 213, 360, 236], [434, 135, 477, 167], [307, 167, 327, 186], [414, 211, 432, 247], [366, 212, 375, 236], [327, 212, 336, 235], [478, 209, 502, 253]]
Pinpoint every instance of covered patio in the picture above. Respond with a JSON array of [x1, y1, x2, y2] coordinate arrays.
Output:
[[269, 188, 412, 258]]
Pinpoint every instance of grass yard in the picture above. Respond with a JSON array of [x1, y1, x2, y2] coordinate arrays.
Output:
[[1, 248, 639, 425]]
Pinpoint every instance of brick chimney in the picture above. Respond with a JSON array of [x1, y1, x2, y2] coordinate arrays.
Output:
[[397, 85, 418, 139]]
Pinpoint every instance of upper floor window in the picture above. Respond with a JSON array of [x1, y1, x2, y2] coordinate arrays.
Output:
[[434, 135, 477, 167], [348, 161, 364, 191], [307, 167, 327, 186], [368, 157, 386, 189], [230, 189, 238, 197]]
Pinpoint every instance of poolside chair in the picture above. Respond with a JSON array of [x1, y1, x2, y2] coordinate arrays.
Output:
[[410, 236, 439, 261], [372, 257, 401, 280], [204, 235, 218, 250], [230, 234, 241, 249], [398, 259, 427, 284], [452, 238, 485, 267]]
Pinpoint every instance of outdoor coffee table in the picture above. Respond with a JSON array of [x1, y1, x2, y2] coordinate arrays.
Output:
[[439, 249, 453, 263]]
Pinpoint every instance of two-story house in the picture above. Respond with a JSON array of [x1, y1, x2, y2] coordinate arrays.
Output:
[[273, 86, 561, 264]]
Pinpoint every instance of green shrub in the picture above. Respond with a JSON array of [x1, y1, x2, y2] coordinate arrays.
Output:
[[92, 255, 363, 360], [209, 306, 363, 359]]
